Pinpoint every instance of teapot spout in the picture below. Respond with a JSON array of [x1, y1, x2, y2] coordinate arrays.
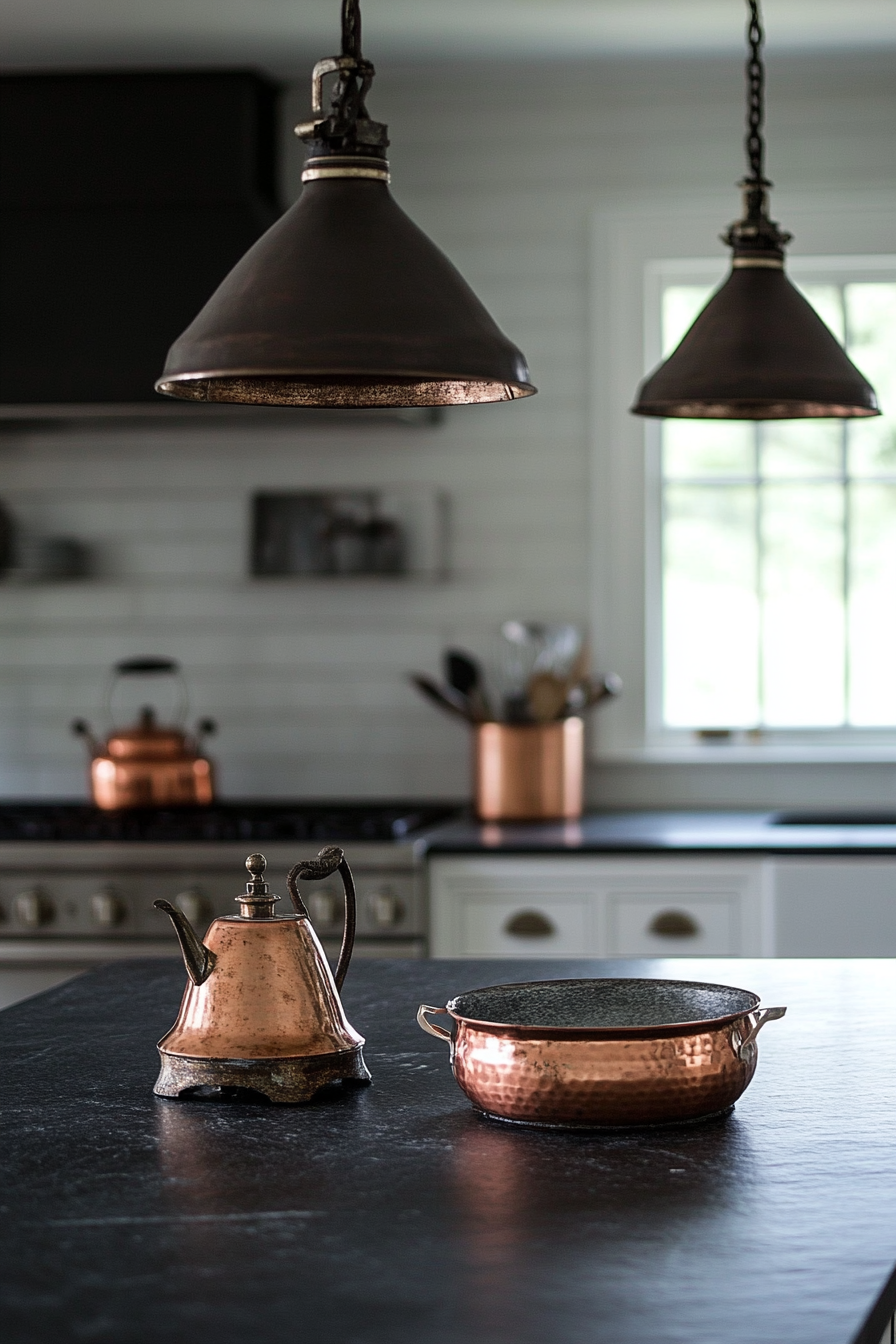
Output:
[[154, 900, 216, 985]]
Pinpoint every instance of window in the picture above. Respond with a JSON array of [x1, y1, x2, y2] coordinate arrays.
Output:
[[591, 200, 896, 762], [660, 268, 896, 731]]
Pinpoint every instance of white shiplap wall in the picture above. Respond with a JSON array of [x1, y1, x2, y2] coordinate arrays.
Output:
[[2, 53, 896, 803]]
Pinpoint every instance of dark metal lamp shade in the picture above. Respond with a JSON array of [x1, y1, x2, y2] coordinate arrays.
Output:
[[156, 175, 534, 408], [156, 2, 534, 410], [632, 263, 880, 420], [631, 0, 879, 423]]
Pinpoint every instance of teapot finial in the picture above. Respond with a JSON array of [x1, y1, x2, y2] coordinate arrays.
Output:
[[237, 852, 280, 919], [246, 853, 267, 886]]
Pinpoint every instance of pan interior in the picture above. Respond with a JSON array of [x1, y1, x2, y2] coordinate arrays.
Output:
[[448, 978, 759, 1030]]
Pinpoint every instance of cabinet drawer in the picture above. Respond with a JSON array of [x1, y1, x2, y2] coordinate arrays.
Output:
[[607, 893, 738, 956], [459, 896, 592, 957], [428, 856, 768, 958]]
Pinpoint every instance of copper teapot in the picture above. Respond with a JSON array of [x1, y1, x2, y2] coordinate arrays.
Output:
[[72, 657, 216, 809], [153, 848, 371, 1104]]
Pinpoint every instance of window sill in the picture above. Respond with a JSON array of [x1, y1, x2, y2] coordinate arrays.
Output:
[[594, 743, 896, 765]]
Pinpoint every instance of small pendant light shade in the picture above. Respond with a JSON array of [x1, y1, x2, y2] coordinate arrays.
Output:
[[633, 260, 879, 419], [156, 2, 534, 409], [631, 0, 878, 422]]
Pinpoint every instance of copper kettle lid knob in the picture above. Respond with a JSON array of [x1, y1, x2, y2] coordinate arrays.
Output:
[[236, 853, 280, 919]]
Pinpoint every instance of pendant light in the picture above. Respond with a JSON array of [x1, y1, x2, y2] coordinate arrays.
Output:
[[155, 0, 535, 408], [631, 0, 878, 420]]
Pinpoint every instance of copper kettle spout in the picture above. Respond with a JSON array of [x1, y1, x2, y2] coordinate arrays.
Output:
[[153, 899, 216, 985], [71, 718, 100, 756]]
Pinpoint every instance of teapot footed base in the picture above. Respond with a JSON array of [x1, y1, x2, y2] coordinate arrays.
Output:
[[154, 1044, 371, 1104]]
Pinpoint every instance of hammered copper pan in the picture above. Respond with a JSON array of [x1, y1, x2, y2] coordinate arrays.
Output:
[[417, 978, 786, 1129]]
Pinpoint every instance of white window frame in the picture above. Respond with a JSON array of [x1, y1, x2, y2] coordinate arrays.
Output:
[[590, 191, 896, 764]]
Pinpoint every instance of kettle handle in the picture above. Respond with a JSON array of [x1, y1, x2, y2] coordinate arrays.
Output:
[[287, 846, 356, 992]]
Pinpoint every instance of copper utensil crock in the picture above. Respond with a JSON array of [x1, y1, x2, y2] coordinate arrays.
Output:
[[418, 978, 785, 1128], [474, 718, 584, 821], [153, 849, 371, 1103]]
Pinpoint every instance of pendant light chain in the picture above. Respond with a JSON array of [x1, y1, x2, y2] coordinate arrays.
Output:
[[723, 0, 790, 254], [745, 0, 766, 185], [320, 0, 376, 140], [342, 0, 362, 60]]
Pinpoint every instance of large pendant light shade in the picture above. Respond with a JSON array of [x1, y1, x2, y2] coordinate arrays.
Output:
[[156, 1, 534, 409], [632, 1, 878, 422]]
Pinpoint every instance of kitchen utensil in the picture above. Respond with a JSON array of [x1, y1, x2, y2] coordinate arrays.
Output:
[[444, 649, 492, 721], [72, 657, 216, 809], [526, 671, 570, 723], [474, 717, 583, 820], [418, 977, 786, 1128], [154, 849, 371, 1103], [499, 621, 544, 719], [503, 622, 584, 721], [564, 671, 623, 715], [533, 623, 581, 678], [410, 673, 477, 722]]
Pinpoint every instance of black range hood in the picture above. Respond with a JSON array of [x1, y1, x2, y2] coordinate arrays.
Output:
[[0, 71, 290, 422]]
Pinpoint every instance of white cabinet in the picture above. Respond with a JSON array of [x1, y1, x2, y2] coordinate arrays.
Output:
[[428, 856, 771, 958], [429, 853, 896, 958], [774, 859, 896, 956], [606, 891, 739, 956]]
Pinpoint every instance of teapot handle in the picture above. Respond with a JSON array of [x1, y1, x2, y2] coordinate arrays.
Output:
[[287, 846, 356, 992]]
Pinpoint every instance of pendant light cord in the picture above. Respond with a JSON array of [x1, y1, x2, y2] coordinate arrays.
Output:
[[745, 0, 766, 185]]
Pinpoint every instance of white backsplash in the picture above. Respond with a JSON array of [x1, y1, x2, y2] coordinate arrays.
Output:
[[1, 53, 895, 804]]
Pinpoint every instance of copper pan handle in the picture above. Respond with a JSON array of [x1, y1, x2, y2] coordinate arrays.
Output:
[[287, 846, 357, 993], [736, 1006, 786, 1062], [417, 1004, 452, 1043]]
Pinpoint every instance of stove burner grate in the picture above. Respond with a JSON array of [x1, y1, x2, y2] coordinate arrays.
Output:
[[0, 802, 458, 844]]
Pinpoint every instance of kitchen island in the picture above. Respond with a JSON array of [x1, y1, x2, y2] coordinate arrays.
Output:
[[2, 956, 895, 1344]]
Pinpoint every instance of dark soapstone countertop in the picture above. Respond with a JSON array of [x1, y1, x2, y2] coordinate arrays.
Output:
[[422, 809, 896, 854], [2, 956, 896, 1344]]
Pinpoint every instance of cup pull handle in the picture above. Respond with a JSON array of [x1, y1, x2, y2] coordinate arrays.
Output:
[[417, 1004, 452, 1043], [736, 1006, 787, 1061], [505, 909, 556, 938], [649, 909, 700, 938], [288, 846, 357, 992]]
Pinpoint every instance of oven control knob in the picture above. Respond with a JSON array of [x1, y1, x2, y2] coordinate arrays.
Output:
[[365, 888, 405, 928], [90, 889, 126, 928], [13, 887, 55, 928], [307, 888, 340, 928], [173, 887, 213, 926]]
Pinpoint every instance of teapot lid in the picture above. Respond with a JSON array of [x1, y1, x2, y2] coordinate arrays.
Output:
[[106, 707, 188, 760], [235, 854, 281, 919]]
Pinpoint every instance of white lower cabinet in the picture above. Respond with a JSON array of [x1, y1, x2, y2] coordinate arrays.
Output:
[[428, 856, 771, 958], [429, 853, 896, 958], [774, 859, 896, 956]]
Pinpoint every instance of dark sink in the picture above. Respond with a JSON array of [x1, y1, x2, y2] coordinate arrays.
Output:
[[772, 810, 896, 826]]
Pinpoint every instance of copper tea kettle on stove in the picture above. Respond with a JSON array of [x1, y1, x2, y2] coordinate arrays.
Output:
[[72, 657, 216, 809], [153, 849, 371, 1103]]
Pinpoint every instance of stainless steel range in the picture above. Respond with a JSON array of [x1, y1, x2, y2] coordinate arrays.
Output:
[[0, 803, 457, 1008]]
